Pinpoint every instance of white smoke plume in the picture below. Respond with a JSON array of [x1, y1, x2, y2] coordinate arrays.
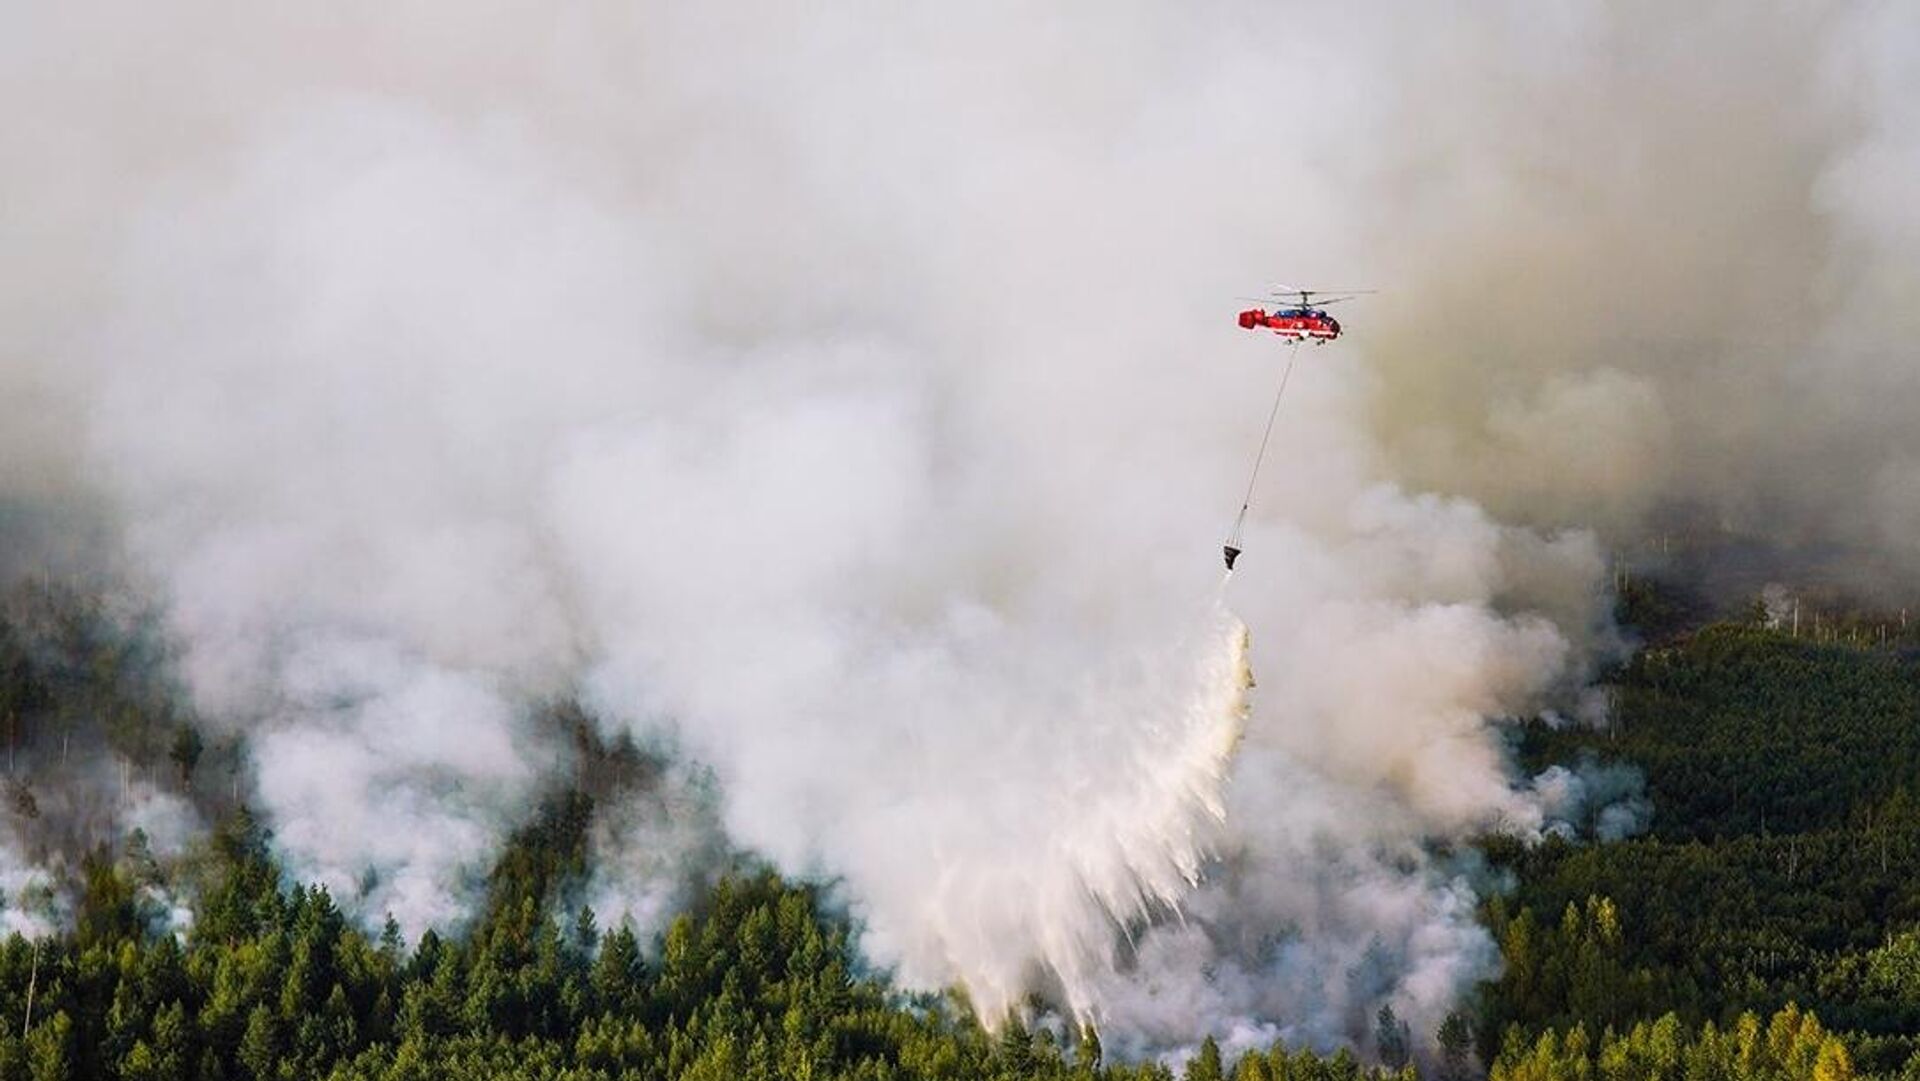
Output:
[[0, 832, 62, 939], [0, 762, 202, 940], [1530, 759, 1653, 845], [246, 633, 559, 938], [1, 0, 1913, 1056]]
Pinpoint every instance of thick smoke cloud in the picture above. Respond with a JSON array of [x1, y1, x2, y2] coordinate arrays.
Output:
[[0, 0, 1909, 1057], [1352, 4, 1920, 586]]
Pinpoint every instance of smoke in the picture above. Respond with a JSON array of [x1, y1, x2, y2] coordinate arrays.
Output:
[[0, 744, 205, 941], [582, 751, 730, 939], [0, 832, 62, 939], [246, 633, 561, 938], [1354, 3, 1920, 589], [0, 583, 210, 939], [1531, 758, 1653, 844], [1, 0, 1911, 1056]]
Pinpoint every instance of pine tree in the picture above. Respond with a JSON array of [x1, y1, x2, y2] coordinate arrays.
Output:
[[150, 1001, 190, 1081], [27, 1010, 75, 1081], [594, 925, 642, 1017], [997, 1016, 1036, 1078], [1375, 1005, 1410, 1071], [1186, 1036, 1226, 1081], [1438, 1013, 1475, 1081], [121, 1040, 162, 1081], [1813, 1038, 1855, 1081], [1233, 1050, 1276, 1081], [0, 1030, 24, 1081], [572, 905, 599, 957], [1078, 1025, 1104, 1078], [239, 1003, 280, 1081], [169, 724, 203, 786]]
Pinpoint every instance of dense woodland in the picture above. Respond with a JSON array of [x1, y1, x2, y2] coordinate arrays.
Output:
[[1486, 582, 1920, 1078], [1, 576, 1919, 1079]]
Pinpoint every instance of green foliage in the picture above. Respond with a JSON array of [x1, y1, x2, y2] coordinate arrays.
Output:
[[1488, 619, 1920, 1070], [19, 582, 1920, 1079], [1187, 1037, 1225, 1081], [1523, 623, 1920, 841], [1614, 573, 1712, 645], [1491, 1006, 1853, 1081], [0, 788, 1417, 1081], [169, 724, 204, 786], [1376, 1007, 1411, 1072], [1437, 1013, 1474, 1081]]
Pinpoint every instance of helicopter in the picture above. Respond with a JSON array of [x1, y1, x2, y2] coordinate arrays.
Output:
[[1222, 285, 1374, 570], [1235, 287, 1371, 344]]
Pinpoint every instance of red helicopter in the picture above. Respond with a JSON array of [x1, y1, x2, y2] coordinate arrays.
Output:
[[1236, 287, 1371, 344], [1221, 285, 1373, 571]]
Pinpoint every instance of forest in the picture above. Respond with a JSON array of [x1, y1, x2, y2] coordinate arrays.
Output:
[[1482, 581, 1920, 1079], [1, 575, 1917, 1080]]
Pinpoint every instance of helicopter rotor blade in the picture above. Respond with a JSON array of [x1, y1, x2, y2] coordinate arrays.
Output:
[[1252, 286, 1378, 307], [1257, 294, 1368, 307]]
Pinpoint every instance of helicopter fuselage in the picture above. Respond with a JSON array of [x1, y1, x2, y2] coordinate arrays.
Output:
[[1236, 306, 1340, 343]]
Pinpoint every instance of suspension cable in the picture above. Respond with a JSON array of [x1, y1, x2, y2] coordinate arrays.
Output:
[[1225, 341, 1300, 561]]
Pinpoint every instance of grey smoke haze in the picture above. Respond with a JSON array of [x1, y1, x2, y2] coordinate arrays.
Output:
[[1357, 3, 1920, 576], [0, 0, 1912, 1057]]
